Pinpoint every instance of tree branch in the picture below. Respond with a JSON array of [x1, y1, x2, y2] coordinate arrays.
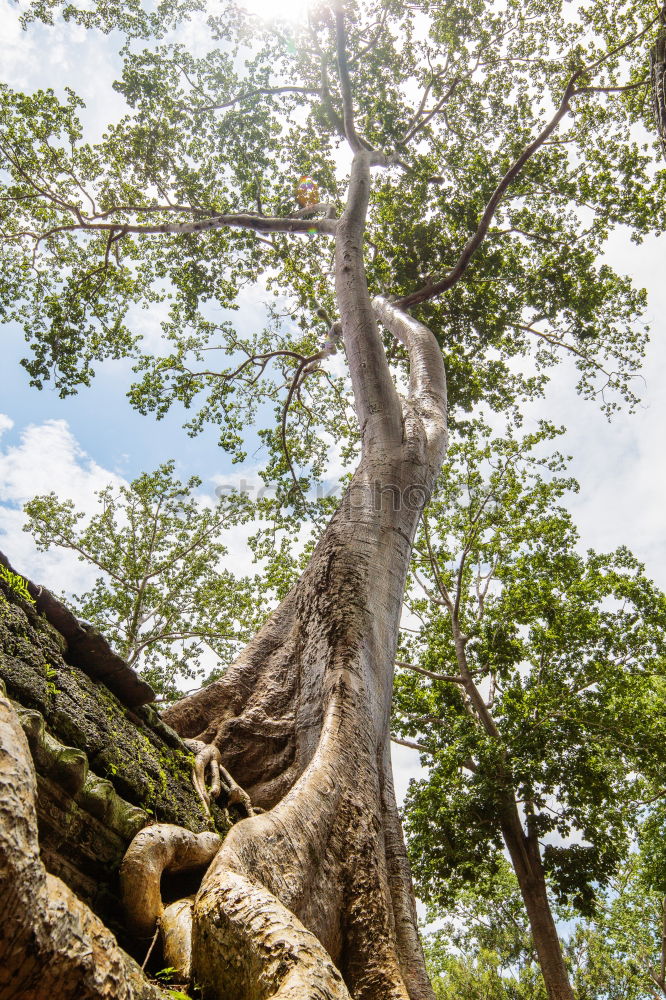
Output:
[[372, 295, 447, 459], [395, 660, 464, 684], [334, 4, 371, 153], [400, 77, 461, 145], [394, 18, 660, 310], [186, 85, 320, 113], [391, 735, 429, 753], [335, 152, 403, 450], [394, 78, 579, 308], [20, 211, 337, 246]]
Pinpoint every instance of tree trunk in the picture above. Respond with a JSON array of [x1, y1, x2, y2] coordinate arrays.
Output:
[[164, 446, 444, 1000], [160, 192, 450, 995], [500, 811, 575, 1000], [1, 145, 448, 999]]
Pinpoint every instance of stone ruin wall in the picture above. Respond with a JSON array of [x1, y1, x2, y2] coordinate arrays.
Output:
[[0, 552, 233, 962]]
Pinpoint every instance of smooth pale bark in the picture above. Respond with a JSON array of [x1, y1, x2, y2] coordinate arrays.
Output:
[[165, 449, 445, 1000], [162, 221, 449, 997], [161, 897, 196, 982], [0, 693, 163, 1000]]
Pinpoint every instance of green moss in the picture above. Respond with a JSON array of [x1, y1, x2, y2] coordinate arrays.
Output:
[[2, 589, 237, 944], [1, 592, 216, 831]]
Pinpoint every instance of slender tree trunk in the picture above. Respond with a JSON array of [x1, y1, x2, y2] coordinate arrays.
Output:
[[448, 632, 574, 1000], [500, 810, 575, 1000]]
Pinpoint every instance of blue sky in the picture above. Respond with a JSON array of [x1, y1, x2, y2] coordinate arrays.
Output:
[[2, 318, 257, 486]]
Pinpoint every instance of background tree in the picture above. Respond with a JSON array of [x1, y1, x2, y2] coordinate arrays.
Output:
[[566, 857, 666, 1000], [420, 851, 666, 1000], [395, 423, 666, 1000], [22, 462, 260, 699], [420, 860, 547, 1000], [1, 0, 666, 998]]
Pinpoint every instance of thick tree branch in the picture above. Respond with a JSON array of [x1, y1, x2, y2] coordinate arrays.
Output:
[[391, 735, 429, 753], [19, 211, 337, 247], [372, 295, 447, 459], [334, 5, 372, 153], [335, 152, 403, 450], [394, 79, 579, 308]]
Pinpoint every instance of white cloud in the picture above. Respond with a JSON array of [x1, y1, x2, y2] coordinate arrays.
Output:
[[391, 740, 421, 807], [0, 415, 264, 615], [518, 229, 666, 588], [0, 6, 126, 139], [0, 415, 14, 437], [0, 417, 123, 591]]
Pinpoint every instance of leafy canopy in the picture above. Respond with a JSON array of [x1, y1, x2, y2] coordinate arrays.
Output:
[[395, 423, 666, 915], [23, 462, 262, 697], [1, 0, 665, 508]]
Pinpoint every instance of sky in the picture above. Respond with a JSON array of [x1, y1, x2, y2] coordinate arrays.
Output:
[[1, 2, 666, 808]]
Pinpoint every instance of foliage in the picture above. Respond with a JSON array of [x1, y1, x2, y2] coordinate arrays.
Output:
[[0, 564, 35, 604], [427, 948, 546, 1000], [396, 421, 666, 914], [423, 851, 666, 999], [23, 462, 262, 697], [4, 0, 666, 710], [1, 0, 665, 515], [567, 853, 666, 1000], [423, 875, 547, 1000]]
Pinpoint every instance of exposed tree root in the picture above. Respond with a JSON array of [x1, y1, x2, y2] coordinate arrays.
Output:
[[120, 824, 221, 938], [185, 737, 255, 816], [161, 897, 195, 982], [193, 868, 352, 1000], [0, 693, 162, 1000]]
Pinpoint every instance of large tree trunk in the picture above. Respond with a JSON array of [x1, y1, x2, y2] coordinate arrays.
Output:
[[1, 146, 447, 999], [159, 158, 450, 995], [163, 447, 445, 999], [500, 811, 575, 1000]]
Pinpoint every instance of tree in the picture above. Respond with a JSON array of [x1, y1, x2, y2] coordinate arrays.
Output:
[[22, 462, 260, 699], [421, 858, 666, 1000], [395, 423, 666, 1000], [424, 850, 666, 1000], [567, 848, 666, 1000], [420, 859, 548, 1000], [1, 0, 665, 998]]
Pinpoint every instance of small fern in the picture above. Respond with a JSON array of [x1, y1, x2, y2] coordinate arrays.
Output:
[[0, 564, 35, 604]]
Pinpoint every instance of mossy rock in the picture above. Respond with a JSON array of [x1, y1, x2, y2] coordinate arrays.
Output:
[[0, 588, 230, 835]]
